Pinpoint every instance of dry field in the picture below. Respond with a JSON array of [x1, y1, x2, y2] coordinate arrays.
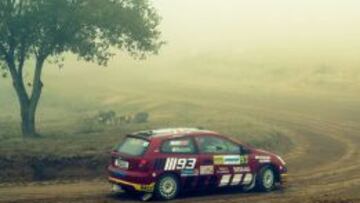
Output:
[[1, 90, 359, 203]]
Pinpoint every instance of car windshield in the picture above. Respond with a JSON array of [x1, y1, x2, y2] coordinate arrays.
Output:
[[116, 137, 150, 156]]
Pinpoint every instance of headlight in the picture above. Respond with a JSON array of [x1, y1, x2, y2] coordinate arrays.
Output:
[[276, 155, 286, 165]]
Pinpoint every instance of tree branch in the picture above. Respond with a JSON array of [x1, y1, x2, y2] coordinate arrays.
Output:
[[0, 43, 7, 58], [17, 0, 23, 16], [29, 56, 45, 113], [5, 53, 29, 104], [17, 38, 27, 76]]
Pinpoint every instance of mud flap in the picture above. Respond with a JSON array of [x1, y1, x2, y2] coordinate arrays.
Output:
[[111, 184, 124, 193], [141, 193, 153, 201]]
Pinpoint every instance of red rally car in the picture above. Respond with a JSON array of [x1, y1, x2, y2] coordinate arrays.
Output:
[[108, 128, 287, 200]]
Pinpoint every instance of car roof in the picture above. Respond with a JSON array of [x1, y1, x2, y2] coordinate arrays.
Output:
[[127, 128, 218, 140]]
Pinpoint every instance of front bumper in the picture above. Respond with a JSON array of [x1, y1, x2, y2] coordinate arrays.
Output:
[[280, 173, 288, 185]]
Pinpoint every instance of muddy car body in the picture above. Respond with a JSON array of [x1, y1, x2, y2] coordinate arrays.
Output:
[[108, 128, 287, 200]]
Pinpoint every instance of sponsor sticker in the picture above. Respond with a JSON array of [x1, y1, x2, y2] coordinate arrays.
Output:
[[255, 155, 270, 160], [219, 174, 232, 187], [224, 155, 241, 165], [255, 155, 271, 163], [171, 147, 191, 153], [214, 155, 242, 165], [216, 166, 230, 174], [214, 156, 224, 165], [258, 159, 271, 163], [240, 155, 248, 164], [242, 173, 253, 185], [164, 158, 197, 171], [181, 169, 199, 177], [140, 184, 155, 192], [200, 165, 214, 175], [233, 166, 251, 173], [230, 174, 243, 185], [170, 140, 189, 146]]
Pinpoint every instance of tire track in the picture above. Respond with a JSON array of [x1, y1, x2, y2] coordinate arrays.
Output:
[[1, 103, 360, 202]]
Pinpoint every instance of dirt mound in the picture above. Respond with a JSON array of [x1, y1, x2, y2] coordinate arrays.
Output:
[[0, 154, 108, 182]]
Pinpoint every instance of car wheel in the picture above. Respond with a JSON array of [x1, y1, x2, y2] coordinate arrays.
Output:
[[154, 174, 179, 200], [256, 166, 275, 192]]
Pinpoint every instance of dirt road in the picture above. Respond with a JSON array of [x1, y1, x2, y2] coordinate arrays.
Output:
[[1, 106, 360, 203]]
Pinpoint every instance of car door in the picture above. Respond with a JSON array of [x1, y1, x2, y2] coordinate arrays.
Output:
[[195, 135, 249, 188], [159, 137, 200, 190]]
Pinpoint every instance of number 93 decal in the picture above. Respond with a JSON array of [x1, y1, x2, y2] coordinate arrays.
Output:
[[164, 158, 196, 171]]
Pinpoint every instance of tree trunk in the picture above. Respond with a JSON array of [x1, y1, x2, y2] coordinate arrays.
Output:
[[6, 54, 44, 138], [24, 58, 44, 137], [20, 100, 37, 137]]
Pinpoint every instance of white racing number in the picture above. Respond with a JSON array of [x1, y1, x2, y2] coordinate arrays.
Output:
[[164, 158, 196, 171]]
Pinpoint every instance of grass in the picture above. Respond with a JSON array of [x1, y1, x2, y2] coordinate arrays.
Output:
[[1, 55, 359, 159], [0, 87, 294, 182], [1, 51, 359, 182], [0, 107, 291, 158]]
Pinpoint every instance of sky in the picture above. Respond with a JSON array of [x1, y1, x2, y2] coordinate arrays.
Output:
[[2, 0, 360, 95], [28, 0, 360, 75], [151, 0, 360, 64], [1, 0, 360, 119]]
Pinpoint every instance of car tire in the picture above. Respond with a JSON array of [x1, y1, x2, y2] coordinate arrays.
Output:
[[154, 174, 180, 200], [256, 166, 276, 192]]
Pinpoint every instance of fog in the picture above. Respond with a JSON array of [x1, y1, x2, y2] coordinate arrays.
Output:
[[51, 0, 360, 93], [2, 1, 360, 201], [1, 0, 360, 118], [155, 0, 360, 61]]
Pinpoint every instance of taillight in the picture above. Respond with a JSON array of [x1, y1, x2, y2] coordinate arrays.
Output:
[[138, 159, 149, 171]]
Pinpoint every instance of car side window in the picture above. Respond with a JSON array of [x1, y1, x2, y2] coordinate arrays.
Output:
[[196, 136, 240, 154], [161, 138, 196, 154]]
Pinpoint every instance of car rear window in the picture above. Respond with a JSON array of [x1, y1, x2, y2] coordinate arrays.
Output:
[[116, 137, 150, 156]]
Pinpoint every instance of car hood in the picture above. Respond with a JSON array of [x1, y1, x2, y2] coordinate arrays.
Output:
[[251, 148, 286, 166], [251, 148, 277, 157]]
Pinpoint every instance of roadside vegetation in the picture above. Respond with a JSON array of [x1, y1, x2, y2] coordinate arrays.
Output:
[[0, 72, 295, 182], [1, 0, 359, 184], [1, 53, 359, 182]]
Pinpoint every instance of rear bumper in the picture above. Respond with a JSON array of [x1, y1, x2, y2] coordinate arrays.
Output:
[[107, 165, 155, 192], [108, 176, 155, 192]]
